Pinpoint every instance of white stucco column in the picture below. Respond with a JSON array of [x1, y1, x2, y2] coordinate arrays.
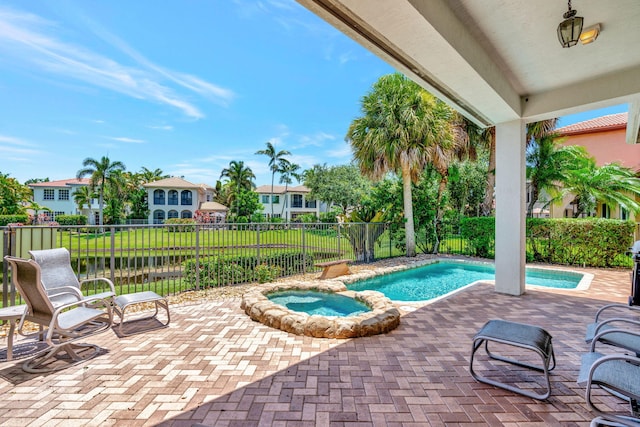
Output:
[[495, 120, 526, 295]]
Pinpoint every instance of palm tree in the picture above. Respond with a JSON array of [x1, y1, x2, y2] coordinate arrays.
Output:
[[220, 160, 256, 217], [76, 156, 126, 226], [562, 161, 640, 217], [139, 167, 168, 183], [73, 185, 96, 213], [525, 136, 590, 217], [279, 162, 301, 219], [255, 142, 291, 218], [347, 73, 455, 257], [456, 118, 558, 216]]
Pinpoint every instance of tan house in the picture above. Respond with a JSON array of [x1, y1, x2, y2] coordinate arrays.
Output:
[[255, 185, 323, 221], [144, 177, 223, 224], [545, 113, 640, 222]]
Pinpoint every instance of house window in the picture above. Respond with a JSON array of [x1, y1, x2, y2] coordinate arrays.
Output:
[[621, 208, 629, 220], [181, 210, 192, 219], [168, 190, 178, 205], [305, 200, 316, 209], [261, 195, 270, 204], [181, 190, 192, 205], [292, 194, 303, 208], [153, 210, 165, 224], [272, 195, 280, 204], [52, 211, 65, 220], [167, 210, 179, 219], [44, 189, 55, 200], [58, 189, 69, 200], [601, 204, 610, 219], [153, 189, 165, 205]]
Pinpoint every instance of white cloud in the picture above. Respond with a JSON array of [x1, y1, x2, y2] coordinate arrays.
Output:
[[108, 136, 146, 144], [0, 6, 235, 119], [295, 131, 336, 148], [0, 134, 33, 146], [326, 143, 352, 158], [148, 125, 173, 131]]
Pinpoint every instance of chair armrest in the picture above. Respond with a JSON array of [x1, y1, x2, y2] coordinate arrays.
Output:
[[79, 277, 116, 295], [594, 303, 640, 322], [590, 327, 640, 352], [593, 317, 640, 336], [46, 286, 83, 300]]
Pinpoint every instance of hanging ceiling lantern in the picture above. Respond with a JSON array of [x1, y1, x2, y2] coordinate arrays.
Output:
[[557, 0, 584, 48]]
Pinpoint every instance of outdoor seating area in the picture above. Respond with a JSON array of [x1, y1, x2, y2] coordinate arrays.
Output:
[[0, 257, 635, 425]]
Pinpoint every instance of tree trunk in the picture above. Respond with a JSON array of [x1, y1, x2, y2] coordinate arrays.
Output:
[[481, 133, 496, 216], [526, 182, 539, 218], [401, 165, 416, 257]]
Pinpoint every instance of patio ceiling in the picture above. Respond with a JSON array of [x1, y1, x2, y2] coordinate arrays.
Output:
[[297, 0, 640, 143]]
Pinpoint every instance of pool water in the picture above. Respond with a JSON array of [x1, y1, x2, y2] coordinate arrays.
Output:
[[267, 290, 371, 317], [347, 261, 583, 302]]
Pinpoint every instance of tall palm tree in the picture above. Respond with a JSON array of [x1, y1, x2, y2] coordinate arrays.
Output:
[[279, 162, 301, 219], [76, 156, 126, 226], [525, 136, 590, 217], [456, 118, 558, 216], [220, 160, 256, 217], [347, 73, 454, 257], [255, 142, 291, 218]]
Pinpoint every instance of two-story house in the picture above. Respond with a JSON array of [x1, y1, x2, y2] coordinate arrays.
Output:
[[29, 178, 100, 223], [256, 185, 324, 221], [144, 177, 223, 224]]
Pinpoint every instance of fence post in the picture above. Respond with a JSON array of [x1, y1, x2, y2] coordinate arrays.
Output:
[[195, 224, 200, 291], [110, 226, 116, 283], [365, 223, 370, 263], [256, 223, 261, 266], [302, 223, 306, 274]]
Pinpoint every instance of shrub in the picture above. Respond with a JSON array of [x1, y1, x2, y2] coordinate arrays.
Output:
[[0, 215, 29, 226], [527, 218, 635, 267], [56, 215, 88, 225], [460, 217, 495, 258], [165, 218, 196, 232], [182, 251, 314, 288]]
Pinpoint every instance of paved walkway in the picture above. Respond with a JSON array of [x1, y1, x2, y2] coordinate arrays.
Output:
[[0, 262, 634, 426]]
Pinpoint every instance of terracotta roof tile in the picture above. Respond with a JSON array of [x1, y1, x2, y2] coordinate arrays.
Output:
[[557, 112, 627, 135]]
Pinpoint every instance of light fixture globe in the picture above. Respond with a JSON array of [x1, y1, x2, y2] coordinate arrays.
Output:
[[557, 0, 583, 48]]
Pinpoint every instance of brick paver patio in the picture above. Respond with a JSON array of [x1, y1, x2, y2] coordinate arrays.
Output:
[[0, 260, 634, 426]]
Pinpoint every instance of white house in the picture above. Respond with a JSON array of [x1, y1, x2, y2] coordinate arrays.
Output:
[[29, 178, 100, 223], [256, 185, 324, 221], [144, 177, 221, 224]]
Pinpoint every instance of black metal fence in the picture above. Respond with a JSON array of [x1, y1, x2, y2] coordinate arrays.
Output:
[[3, 222, 421, 306]]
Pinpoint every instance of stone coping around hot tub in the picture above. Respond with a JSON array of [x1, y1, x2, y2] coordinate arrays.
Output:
[[241, 281, 400, 339]]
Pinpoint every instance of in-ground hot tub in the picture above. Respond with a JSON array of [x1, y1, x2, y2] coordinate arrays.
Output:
[[241, 281, 400, 339]]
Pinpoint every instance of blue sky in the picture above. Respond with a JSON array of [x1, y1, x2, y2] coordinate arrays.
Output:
[[0, 0, 628, 186]]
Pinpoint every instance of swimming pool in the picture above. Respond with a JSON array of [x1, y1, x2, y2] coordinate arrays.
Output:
[[347, 260, 585, 302]]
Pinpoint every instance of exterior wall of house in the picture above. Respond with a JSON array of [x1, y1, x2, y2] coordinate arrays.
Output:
[[557, 128, 640, 170], [257, 186, 323, 221], [30, 180, 100, 224], [147, 187, 201, 224]]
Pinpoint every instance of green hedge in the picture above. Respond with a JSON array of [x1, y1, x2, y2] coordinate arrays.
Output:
[[165, 218, 196, 232], [0, 215, 29, 226], [528, 218, 635, 267], [182, 251, 314, 288], [460, 217, 495, 258], [460, 217, 635, 267], [56, 215, 88, 225]]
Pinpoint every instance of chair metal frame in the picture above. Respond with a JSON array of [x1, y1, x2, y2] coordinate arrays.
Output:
[[4, 256, 113, 373]]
